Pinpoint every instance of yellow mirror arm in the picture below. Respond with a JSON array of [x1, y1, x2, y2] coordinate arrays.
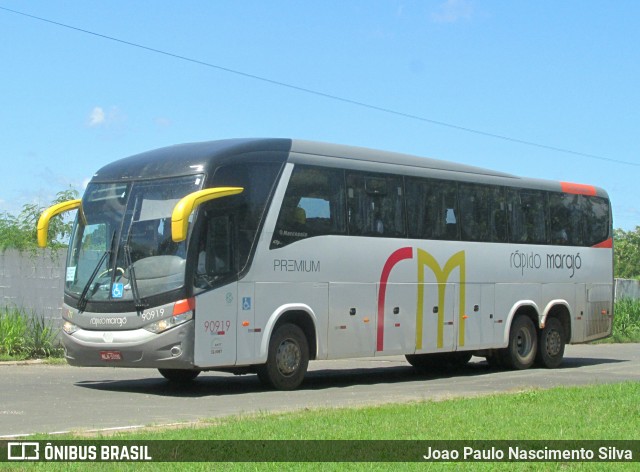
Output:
[[37, 199, 82, 248], [171, 187, 244, 242]]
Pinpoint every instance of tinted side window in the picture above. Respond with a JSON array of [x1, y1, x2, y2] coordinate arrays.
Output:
[[271, 166, 346, 248], [406, 178, 458, 240], [459, 184, 507, 242], [549, 192, 584, 245], [211, 162, 282, 269], [194, 214, 235, 289], [347, 172, 405, 238], [583, 196, 610, 246], [507, 189, 548, 244]]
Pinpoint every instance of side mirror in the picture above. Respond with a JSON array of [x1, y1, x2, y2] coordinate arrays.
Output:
[[37, 199, 82, 248], [171, 187, 243, 242]]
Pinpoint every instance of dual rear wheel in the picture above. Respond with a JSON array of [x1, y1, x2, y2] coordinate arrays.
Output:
[[486, 314, 565, 370], [536, 317, 565, 368], [502, 315, 538, 369]]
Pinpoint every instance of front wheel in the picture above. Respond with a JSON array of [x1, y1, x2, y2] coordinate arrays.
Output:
[[158, 368, 200, 383], [501, 315, 537, 370], [257, 323, 309, 390], [536, 317, 565, 368]]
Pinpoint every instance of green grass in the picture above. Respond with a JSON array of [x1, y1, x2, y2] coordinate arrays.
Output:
[[11, 382, 639, 471], [98, 381, 640, 441]]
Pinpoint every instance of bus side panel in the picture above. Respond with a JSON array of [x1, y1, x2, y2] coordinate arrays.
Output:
[[414, 283, 456, 354], [461, 284, 497, 351], [254, 282, 329, 361], [572, 284, 587, 343], [541, 284, 575, 330], [375, 283, 417, 356], [193, 283, 238, 368], [328, 283, 376, 359], [494, 283, 542, 347], [237, 282, 257, 363], [585, 283, 613, 341]]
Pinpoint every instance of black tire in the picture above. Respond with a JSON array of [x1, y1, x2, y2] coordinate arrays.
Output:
[[257, 323, 309, 390], [158, 368, 200, 383], [536, 317, 565, 368], [448, 351, 472, 368], [500, 315, 537, 370], [405, 353, 439, 371]]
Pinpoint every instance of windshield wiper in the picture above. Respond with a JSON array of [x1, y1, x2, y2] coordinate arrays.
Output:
[[77, 230, 116, 312], [123, 223, 148, 313]]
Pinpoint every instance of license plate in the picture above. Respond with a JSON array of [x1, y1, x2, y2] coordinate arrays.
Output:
[[100, 351, 122, 361]]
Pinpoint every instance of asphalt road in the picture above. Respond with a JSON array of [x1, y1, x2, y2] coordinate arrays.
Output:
[[1, 343, 638, 438]]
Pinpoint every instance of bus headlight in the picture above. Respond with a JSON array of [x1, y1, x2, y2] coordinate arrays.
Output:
[[144, 298, 195, 333], [144, 312, 193, 333], [63, 321, 78, 335]]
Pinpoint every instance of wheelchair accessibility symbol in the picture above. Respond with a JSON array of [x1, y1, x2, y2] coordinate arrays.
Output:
[[111, 283, 124, 299], [242, 297, 252, 311]]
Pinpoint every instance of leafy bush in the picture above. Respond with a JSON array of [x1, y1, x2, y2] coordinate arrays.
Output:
[[0, 306, 62, 359], [614, 226, 640, 279], [0, 307, 28, 356], [0, 188, 78, 252], [612, 298, 640, 342]]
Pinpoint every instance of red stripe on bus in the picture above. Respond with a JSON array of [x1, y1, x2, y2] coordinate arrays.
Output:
[[560, 182, 597, 196], [592, 238, 613, 248], [377, 247, 413, 352]]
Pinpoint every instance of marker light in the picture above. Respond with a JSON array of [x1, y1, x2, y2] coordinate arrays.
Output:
[[173, 297, 196, 315]]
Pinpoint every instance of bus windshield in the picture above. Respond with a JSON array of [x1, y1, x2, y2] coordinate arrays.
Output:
[[65, 175, 204, 305]]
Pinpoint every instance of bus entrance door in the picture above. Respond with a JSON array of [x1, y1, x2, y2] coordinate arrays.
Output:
[[194, 283, 238, 367]]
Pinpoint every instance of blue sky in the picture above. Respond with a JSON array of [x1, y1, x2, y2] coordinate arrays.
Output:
[[1, 1, 638, 229]]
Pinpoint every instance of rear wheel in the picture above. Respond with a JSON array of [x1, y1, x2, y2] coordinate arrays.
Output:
[[501, 315, 537, 370], [257, 323, 309, 390], [158, 368, 200, 383], [536, 317, 565, 368]]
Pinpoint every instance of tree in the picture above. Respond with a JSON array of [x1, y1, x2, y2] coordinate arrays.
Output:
[[0, 188, 79, 251], [614, 226, 640, 279]]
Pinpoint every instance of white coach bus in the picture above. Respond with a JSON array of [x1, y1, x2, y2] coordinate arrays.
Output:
[[38, 139, 613, 390]]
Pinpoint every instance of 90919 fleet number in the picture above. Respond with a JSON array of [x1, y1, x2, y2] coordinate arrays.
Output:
[[204, 320, 231, 334]]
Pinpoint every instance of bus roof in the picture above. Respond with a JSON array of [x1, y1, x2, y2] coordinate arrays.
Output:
[[289, 139, 516, 178], [91, 138, 292, 182], [90, 138, 609, 198]]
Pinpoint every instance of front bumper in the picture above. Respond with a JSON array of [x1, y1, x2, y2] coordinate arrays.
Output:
[[62, 320, 195, 369]]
